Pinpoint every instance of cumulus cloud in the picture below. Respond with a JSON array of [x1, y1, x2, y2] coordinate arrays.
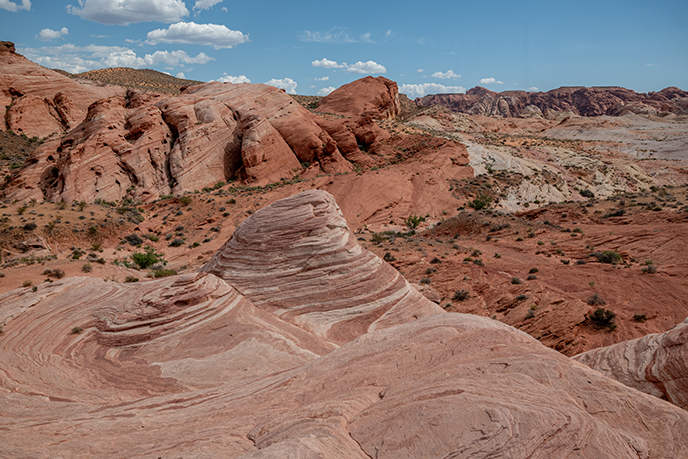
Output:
[[176, 71, 185, 79], [345, 60, 386, 74], [265, 78, 297, 94], [66, 0, 189, 25], [192, 0, 222, 12], [314, 76, 329, 81], [19, 44, 213, 74], [528, 86, 539, 92], [311, 58, 385, 74], [399, 83, 466, 99], [300, 28, 373, 44], [317, 86, 335, 96], [479, 77, 504, 85], [147, 22, 248, 49], [0, 0, 30, 12], [432, 70, 460, 79], [417, 68, 424, 73], [216, 73, 250, 83], [37, 27, 69, 41], [311, 58, 343, 69]]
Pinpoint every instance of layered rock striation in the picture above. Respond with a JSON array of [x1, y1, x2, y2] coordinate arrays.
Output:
[[575, 318, 688, 410], [416, 85, 688, 118], [202, 190, 443, 344], [2, 190, 688, 458], [317, 76, 401, 120]]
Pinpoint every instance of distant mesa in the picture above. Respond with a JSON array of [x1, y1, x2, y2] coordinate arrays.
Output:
[[415, 85, 688, 118]]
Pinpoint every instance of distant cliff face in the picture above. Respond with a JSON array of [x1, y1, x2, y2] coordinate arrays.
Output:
[[415, 86, 688, 117]]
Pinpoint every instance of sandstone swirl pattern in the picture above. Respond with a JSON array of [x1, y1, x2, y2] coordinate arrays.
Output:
[[201, 190, 443, 344], [1, 190, 688, 458], [575, 318, 688, 410]]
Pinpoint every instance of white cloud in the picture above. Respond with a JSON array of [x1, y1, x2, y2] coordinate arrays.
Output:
[[300, 28, 373, 44], [317, 86, 335, 96], [311, 58, 343, 69], [216, 73, 250, 83], [399, 83, 466, 99], [147, 22, 248, 49], [345, 60, 386, 74], [176, 71, 185, 79], [192, 0, 222, 12], [528, 86, 539, 92], [385, 30, 392, 38], [432, 69, 460, 79], [314, 76, 329, 81], [479, 77, 504, 85], [37, 27, 69, 41], [19, 44, 213, 74], [311, 58, 386, 74], [266, 78, 297, 94], [67, 0, 189, 26], [0, 0, 30, 12], [221, 7, 227, 12], [417, 68, 424, 73]]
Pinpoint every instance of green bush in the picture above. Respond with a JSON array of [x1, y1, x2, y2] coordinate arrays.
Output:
[[153, 268, 177, 278], [592, 250, 622, 264], [404, 215, 425, 230], [453, 290, 470, 301], [468, 194, 492, 211], [131, 246, 164, 269], [589, 308, 617, 330]]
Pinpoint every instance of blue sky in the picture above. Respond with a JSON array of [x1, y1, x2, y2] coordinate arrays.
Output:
[[1, 0, 686, 97]]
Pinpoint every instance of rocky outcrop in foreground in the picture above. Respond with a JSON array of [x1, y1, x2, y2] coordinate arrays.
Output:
[[2, 190, 688, 458], [416, 85, 688, 117], [575, 317, 688, 410]]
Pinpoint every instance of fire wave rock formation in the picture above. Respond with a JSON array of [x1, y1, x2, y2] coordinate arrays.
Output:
[[2, 190, 688, 458], [202, 190, 443, 344], [575, 318, 688, 410]]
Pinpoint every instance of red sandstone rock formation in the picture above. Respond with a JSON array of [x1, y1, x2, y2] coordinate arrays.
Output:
[[1, 190, 688, 458], [0, 41, 123, 137], [202, 190, 443, 344], [317, 76, 401, 120], [416, 85, 688, 118], [6, 83, 355, 203], [575, 318, 688, 410]]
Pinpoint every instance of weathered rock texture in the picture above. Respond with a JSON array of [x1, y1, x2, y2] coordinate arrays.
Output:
[[202, 190, 443, 344], [417, 85, 688, 117], [318, 76, 401, 120], [6, 83, 355, 203], [575, 318, 688, 410], [0, 41, 123, 137], [2, 190, 688, 458]]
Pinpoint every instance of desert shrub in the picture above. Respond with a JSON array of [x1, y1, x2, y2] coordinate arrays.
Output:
[[453, 290, 470, 301], [642, 262, 657, 274], [22, 280, 32, 287], [371, 233, 386, 244], [169, 239, 184, 247], [592, 250, 622, 264], [529, 268, 539, 274], [131, 246, 164, 269], [587, 294, 606, 306], [383, 252, 396, 262], [23, 222, 37, 231], [125, 234, 144, 246], [179, 196, 192, 206], [430, 257, 442, 264], [511, 277, 522, 285], [44, 268, 65, 279], [153, 269, 177, 278], [124, 276, 139, 283], [580, 189, 595, 198], [419, 278, 431, 284], [425, 268, 437, 275], [82, 263, 92, 273], [515, 294, 528, 301], [589, 308, 617, 330], [632, 314, 647, 322], [468, 194, 492, 210], [404, 215, 425, 230], [71, 327, 83, 334], [527, 274, 537, 280]]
